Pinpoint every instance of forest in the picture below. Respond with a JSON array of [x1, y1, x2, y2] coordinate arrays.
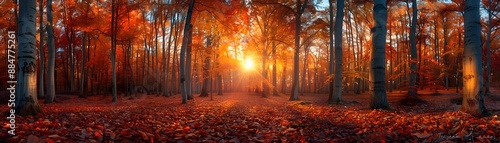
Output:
[[1, 0, 500, 142]]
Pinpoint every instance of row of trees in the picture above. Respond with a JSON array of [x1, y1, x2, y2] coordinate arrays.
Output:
[[0, 0, 498, 117]]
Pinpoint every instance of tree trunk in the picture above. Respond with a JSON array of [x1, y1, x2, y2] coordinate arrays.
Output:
[[301, 46, 308, 94], [460, 0, 489, 117], [443, 15, 449, 90], [200, 36, 211, 97], [171, 21, 181, 95], [124, 43, 129, 96], [200, 57, 210, 97], [161, 12, 168, 97], [70, 28, 75, 92], [433, 10, 439, 92], [281, 62, 287, 93], [45, 0, 56, 104], [263, 49, 268, 97], [79, 33, 86, 98], [164, 15, 174, 96], [142, 38, 147, 94], [354, 12, 361, 94], [290, 0, 308, 101], [408, 0, 418, 97], [347, 10, 356, 93], [180, 0, 195, 104], [15, 0, 43, 116], [90, 41, 95, 95], [186, 25, 193, 99], [154, 2, 160, 95], [485, 0, 492, 97], [328, 0, 334, 102], [128, 40, 134, 96], [217, 74, 223, 95], [369, 0, 390, 110], [135, 48, 139, 96], [111, 0, 118, 102], [332, 0, 344, 104], [193, 53, 200, 94], [272, 41, 279, 96], [388, 14, 393, 93], [38, 0, 45, 99]]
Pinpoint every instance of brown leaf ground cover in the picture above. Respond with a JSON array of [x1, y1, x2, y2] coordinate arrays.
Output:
[[1, 88, 500, 143]]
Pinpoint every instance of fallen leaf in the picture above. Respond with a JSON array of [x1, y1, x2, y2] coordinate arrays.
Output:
[[411, 133, 431, 139]]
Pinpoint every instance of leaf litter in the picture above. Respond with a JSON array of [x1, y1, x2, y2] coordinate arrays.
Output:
[[1, 91, 499, 143]]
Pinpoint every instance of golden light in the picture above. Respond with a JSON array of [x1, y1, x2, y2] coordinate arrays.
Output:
[[243, 57, 255, 70]]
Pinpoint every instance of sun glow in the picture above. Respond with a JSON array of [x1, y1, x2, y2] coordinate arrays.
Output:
[[243, 57, 255, 70]]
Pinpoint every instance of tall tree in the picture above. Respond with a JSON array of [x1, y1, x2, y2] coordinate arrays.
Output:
[[460, 0, 489, 117], [38, 0, 45, 99], [272, 41, 279, 96], [331, 0, 344, 104], [179, 0, 195, 104], [155, 1, 160, 96], [290, 0, 308, 101], [483, 0, 495, 96], [408, 0, 418, 96], [45, 0, 56, 103], [328, 0, 334, 103], [111, 0, 118, 102], [15, 0, 42, 116], [369, 0, 390, 110], [200, 54, 211, 97], [186, 24, 194, 100], [164, 13, 175, 97], [162, 8, 169, 97], [80, 33, 86, 98]]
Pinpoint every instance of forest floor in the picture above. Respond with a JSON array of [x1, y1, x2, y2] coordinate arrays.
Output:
[[2, 87, 500, 143]]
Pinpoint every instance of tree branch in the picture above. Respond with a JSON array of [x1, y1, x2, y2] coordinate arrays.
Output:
[[252, 0, 294, 14]]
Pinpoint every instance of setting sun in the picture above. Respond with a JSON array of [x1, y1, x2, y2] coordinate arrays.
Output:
[[243, 57, 255, 70]]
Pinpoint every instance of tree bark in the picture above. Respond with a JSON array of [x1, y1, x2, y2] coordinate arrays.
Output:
[[45, 0, 56, 104], [290, 0, 308, 101], [369, 0, 390, 110], [15, 0, 43, 116], [301, 46, 308, 94], [200, 57, 210, 97], [263, 48, 268, 97], [443, 13, 449, 90], [272, 41, 279, 96], [281, 60, 287, 93], [354, 12, 361, 94], [38, 0, 45, 99], [164, 15, 174, 96], [171, 19, 181, 95], [200, 36, 211, 97], [70, 28, 74, 92], [328, 0, 334, 102], [154, 1, 160, 95], [408, 0, 418, 97], [186, 24, 193, 99], [179, 0, 194, 104], [485, 0, 492, 97], [331, 0, 344, 104], [217, 72, 223, 95], [161, 11, 168, 97], [460, 0, 489, 117], [111, 0, 118, 102], [79, 33, 86, 98]]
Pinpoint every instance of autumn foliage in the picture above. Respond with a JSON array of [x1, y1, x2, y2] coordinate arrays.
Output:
[[1, 0, 500, 142]]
